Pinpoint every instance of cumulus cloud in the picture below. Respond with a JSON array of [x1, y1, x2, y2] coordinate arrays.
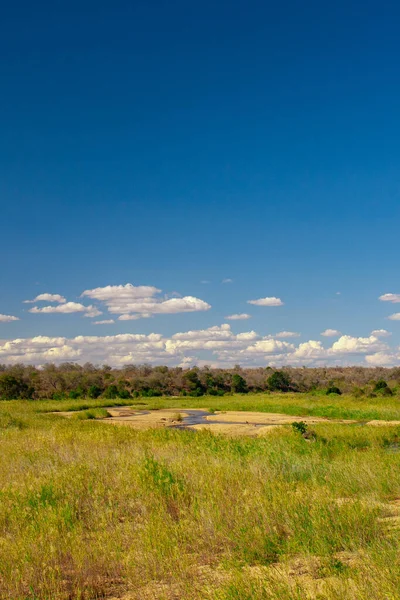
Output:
[[24, 293, 66, 304], [371, 329, 391, 338], [292, 340, 326, 359], [245, 339, 295, 354], [222, 278, 233, 284], [225, 313, 251, 320], [321, 329, 341, 337], [28, 302, 102, 317], [247, 297, 284, 307], [388, 313, 400, 321], [365, 352, 397, 366], [379, 293, 400, 303], [0, 328, 396, 367], [331, 335, 384, 354], [81, 283, 211, 318], [0, 314, 19, 322]]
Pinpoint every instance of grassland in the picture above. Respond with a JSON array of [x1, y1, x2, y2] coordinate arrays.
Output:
[[0, 393, 399, 599]]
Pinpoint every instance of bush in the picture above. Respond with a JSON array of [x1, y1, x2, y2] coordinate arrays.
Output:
[[326, 386, 342, 395], [267, 371, 292, 392], [374, 380, 393, 395], [103, 385, 119, 399], [88, 385, 102, 399], [0, 375, 33, 400], [231, 374, 248, 394], [374, 379, 388, 392], [292, 421, 307, 435]]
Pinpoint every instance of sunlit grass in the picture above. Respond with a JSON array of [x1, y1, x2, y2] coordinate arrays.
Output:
[[0, 397, 399, 598]]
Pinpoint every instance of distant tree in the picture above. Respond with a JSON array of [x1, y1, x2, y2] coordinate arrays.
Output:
[[231, 373, 248, 394], [0, 375, 32, 400], [103, 385, 119, 399], [183, 370, 206, 396], [88, 385, 102, 399], [267, 370, 292, 392]]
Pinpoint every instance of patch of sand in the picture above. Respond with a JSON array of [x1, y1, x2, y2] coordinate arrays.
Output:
[[206, 411, 330, 425], [365, 420, 400, 426], [190, 423, 280, 437], [107, 408, 189, 430]]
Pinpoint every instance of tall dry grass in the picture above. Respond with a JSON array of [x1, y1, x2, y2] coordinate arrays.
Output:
[[0, 399, 398, 599]]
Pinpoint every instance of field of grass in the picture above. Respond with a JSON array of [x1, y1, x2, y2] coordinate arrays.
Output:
[[0, 394, 399, 599]]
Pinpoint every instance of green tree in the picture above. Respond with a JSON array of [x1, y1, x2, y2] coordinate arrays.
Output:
[[266, 370, 292, 392], [0, 375, 32, 400], [88, 385, 102, 399], [231, 373, 248, 393]]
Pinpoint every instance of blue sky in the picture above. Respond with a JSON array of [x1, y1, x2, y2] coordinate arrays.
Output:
[[1, 0, 400, 366]]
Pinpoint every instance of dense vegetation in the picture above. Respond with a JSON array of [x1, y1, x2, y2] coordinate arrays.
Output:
[[1, 363, 400, 400], [0, 396, 399, 599]]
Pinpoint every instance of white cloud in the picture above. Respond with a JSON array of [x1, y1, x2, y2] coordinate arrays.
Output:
[[292, 340, 326, 359], [247, 297, 284, 307], [388, 313, 400, 321], [379, 293, 400, 303], [371, 329, 391, 338], [28, 302, 101, 317], [321, 329, 341, 337], [200, 280, 211, 284], [81, 283, 211, 318], [365, 352, 397, 366], [92, 319, 115, 325], [171, 324, 233, 341], [222, 278, 233, 284], [0, 326, 397, 367], [118, 313, 151, 321], [274, 331, 300, 338], [245, 339, 294, 354], [225, 313, 251, 320], [331, 335, 384, 354], [0, 314, 19, 322], [24, 293, 66, 304]]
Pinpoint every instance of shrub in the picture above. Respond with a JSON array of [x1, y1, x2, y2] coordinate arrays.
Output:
[[267, 370, 292, 392], [292, 421, 307, 435], [231, 374, 248, 394], [326, 386, 342, 395], [88, 385, 102, 399], [0, 375, 33, 400], [103, 385, 119, 399], [374, 379, 388, 392]]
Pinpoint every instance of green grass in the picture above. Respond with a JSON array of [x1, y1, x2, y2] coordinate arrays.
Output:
[[0, 395, 399, 598]]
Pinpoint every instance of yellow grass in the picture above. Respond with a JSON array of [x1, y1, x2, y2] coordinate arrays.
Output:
[[0, 395, 399, 599]]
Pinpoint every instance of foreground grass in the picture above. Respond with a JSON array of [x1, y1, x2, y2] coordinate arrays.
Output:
[[31, 391, 400, 421], [0, 399, 399, 599]]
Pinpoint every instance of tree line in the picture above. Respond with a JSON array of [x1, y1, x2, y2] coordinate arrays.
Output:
[[0, 363, 399, 400]]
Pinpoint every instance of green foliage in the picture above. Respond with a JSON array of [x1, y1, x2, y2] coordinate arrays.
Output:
[[87, 385, 102, 399], [267, 370, 292, 392], [183, 369, 206, 396], [374, 379, 388, 391], [231, 373, 248, 394], [103, 385, 119, 399], [292, 421, 307, 435], [0, 374, 32, 400]]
